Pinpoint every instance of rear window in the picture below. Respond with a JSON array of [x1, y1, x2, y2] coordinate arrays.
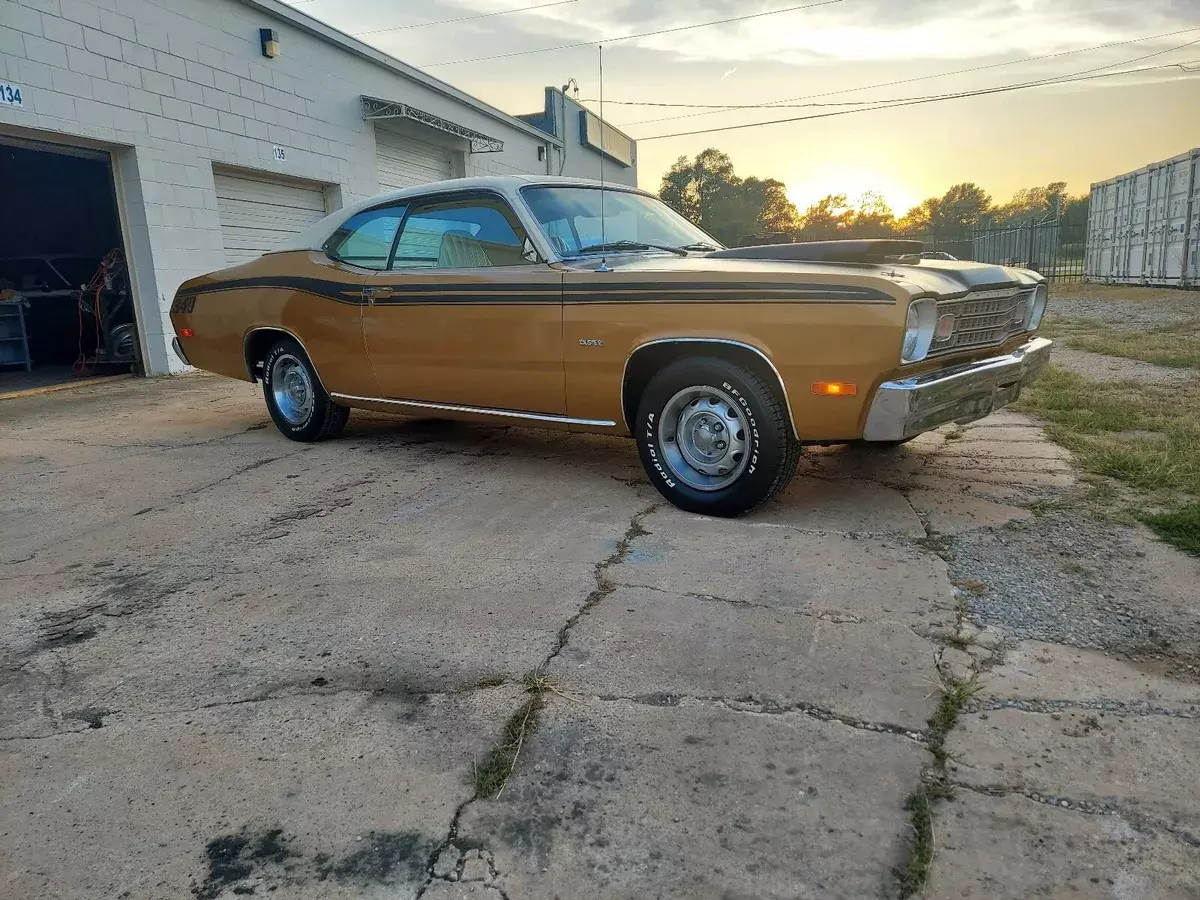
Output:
[[325, 205, 407, 269]]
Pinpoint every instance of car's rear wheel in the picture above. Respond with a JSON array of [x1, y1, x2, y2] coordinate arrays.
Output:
[[635, 357, 799, 517], [261, 338, 348, 442]]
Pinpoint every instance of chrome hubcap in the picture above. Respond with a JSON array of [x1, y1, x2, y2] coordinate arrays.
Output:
[[659, 385, 750, 491], [270, 353, 314, 425]]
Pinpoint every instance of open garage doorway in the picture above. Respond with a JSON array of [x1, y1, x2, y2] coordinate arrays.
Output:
[[0, 137, 139, 394]]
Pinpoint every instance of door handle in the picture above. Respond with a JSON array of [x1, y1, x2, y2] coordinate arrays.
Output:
[[362, 286, 394, 304]]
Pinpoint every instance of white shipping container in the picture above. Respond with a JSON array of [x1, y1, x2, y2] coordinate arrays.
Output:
[[1085, 148, 1200, 287]]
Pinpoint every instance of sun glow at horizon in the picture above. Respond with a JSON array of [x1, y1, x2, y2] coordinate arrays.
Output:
[[785, 166, 921, 219]]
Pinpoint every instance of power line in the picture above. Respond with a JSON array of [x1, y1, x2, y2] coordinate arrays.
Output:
[[622, 26, 1200, 126], [417, 0, 848, 67], [636, 60, 1200, 141], [352, 0, 580, 36], [580, 98, 876, 108], [600, 31, 1200, 117]]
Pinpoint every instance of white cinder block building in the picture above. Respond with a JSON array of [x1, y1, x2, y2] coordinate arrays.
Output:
[[0, 0, 636, 380]]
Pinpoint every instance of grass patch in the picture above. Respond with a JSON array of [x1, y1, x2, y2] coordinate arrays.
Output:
[[1040, 316, 1200, 369], [1016, 364, 1200, 553], [1141, 503, 1200, 556], [1015, 365, 1200, 494]]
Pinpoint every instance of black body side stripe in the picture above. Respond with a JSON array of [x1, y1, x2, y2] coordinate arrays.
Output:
[[186, 276, 362, 304], [184, 276, 896, 305]]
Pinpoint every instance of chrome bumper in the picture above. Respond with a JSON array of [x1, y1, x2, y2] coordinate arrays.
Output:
[[862, 337, 1052, 441], [171, 336, 190, 366]]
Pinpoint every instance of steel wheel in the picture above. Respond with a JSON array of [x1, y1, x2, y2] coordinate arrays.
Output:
[[657, 384, 750, 491], [270, 352, 314, 425]]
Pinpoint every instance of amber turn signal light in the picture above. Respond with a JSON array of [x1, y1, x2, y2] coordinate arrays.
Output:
[[179, 328, 195, 338], [811, 381, 857, 396]]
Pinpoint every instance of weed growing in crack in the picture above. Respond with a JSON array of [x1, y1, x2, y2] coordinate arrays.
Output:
[[419, 507, 656, 897], [471, 672, 571, 799], [896, 660, 982, 897], [895, 782, 957, 898], [927, 669, 984, 767], [896, 789, 934, 898], [472, 695, 541, 799]]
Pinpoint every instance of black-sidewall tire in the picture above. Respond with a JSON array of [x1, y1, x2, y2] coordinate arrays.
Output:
[[261, 338, 348, 442], [636, 357, 799, 517]]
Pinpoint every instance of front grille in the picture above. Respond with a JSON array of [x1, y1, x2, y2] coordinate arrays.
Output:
[[930, 287, 1032, 356]]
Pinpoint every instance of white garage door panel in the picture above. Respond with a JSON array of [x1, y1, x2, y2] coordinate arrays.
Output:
[[214, 170, 327, 267], [216, 197, 329, 229], [375, 130, 453, 190]]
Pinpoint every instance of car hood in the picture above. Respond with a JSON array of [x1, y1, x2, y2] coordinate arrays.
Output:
[[556, 253, 1042, 298]]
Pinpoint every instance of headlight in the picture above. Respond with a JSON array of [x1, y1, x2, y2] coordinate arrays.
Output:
[[1025, 283, 1048, 331], [901, 298, 937, 364]]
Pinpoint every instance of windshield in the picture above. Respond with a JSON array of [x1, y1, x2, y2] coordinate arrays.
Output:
[[521, 186, 721, 257]]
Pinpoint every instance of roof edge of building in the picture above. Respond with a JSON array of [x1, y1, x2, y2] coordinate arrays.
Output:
[[237, 0, 564, 147]]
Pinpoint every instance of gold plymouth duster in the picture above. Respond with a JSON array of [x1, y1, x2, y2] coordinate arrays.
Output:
[[170, 175, 1051, 516]]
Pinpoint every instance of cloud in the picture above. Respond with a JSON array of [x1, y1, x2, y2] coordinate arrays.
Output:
[[318, 0, 1200, 74], [720, 65, 739, 81]]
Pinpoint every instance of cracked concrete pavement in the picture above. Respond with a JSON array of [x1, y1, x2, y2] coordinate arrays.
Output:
[[2, 373, 1197, 898]]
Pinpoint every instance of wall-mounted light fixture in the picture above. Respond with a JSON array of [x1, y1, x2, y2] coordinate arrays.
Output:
[[260, 28, 280, 59]]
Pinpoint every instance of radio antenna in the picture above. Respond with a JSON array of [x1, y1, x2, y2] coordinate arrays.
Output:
[[596, 44, 609, 272]]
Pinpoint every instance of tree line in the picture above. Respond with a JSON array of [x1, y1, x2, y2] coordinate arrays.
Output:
[[659, 149, 1090, 247]]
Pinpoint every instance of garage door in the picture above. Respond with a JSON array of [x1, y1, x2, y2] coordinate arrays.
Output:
[[213, 170, 328, 267], [375, 130, 453, 191]]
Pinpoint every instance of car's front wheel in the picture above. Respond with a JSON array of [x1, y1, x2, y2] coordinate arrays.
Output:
[[635, 357, 800, 517], [261, 337, 349, 442]]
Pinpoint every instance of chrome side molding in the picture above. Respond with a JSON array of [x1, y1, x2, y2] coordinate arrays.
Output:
[[329, 393, 618, 427]]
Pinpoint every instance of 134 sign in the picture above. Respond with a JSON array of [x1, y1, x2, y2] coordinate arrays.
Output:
[[0, 82, 24, 107]]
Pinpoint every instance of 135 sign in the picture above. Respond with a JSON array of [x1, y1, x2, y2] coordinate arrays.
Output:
[[0, 82, 24, 107]]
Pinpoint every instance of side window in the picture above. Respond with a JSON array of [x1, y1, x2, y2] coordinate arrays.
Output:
[[391, 197, 531, 269], [326, 205, 406, 270]]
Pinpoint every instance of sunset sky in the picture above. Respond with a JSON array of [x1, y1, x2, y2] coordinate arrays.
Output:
[[285, 0, 1200, 215]]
